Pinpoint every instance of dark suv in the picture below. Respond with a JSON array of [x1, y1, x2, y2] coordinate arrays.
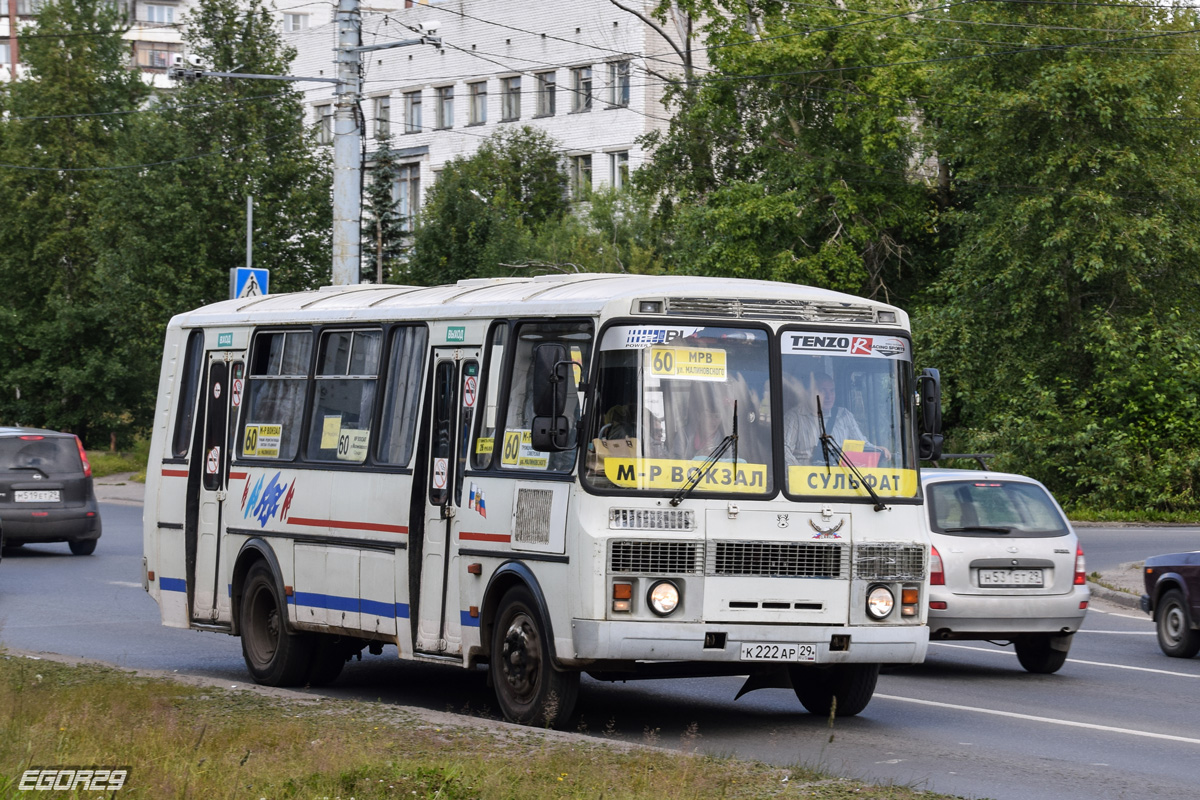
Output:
[[0, 427, 102, 555]]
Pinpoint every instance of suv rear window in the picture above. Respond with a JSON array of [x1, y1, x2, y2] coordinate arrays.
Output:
[[927, 480, 1069, 538], [0, 436, 82, 473]]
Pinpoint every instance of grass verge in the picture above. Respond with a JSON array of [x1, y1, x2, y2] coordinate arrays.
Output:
[[87, 439, 150, 481], [0, 654, 965, 800]]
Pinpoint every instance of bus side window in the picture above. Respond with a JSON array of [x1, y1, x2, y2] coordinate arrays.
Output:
[[171, 330, 206, 458], [306, 329, 382, 463], [471, 322, 507, 469], [499, 321, 592, 473], [377, 325, 428, 466], [240, 330, 313, 461]]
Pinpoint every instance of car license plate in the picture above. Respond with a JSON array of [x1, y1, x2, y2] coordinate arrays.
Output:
[[978, 568, 1044, 588], [15, 490, 60, 503], [739, 643, 817, 662]]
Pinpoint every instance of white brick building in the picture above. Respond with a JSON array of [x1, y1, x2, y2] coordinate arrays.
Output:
[[284, 0, 694, 227]]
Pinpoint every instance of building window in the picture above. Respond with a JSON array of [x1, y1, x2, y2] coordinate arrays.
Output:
[[0, 44, 9, 65], [536, 71, 556, 116], [571, 67, 592, 113], [570, 154, 592, 195], [608, 60, 630, 107], [143, 3, 175, 24], [501, 76, 521, 121], [404, 90, 422, 134], [134, 42, 183, 69], [435, 86, 454, 129], [284, 13, 308, 32], [609, 151, 629, 190], [374, 96, 391, 140], [395, 163, 421, 233], [468, 81, 487, 125], [316, 105, 333, 145]]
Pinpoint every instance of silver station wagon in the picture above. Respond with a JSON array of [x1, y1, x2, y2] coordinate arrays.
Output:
[[922, 465, 1090, 674]]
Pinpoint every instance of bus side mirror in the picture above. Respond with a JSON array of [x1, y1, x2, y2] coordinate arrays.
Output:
[[531, 343, 571, 452], [918, 367, 944, 461]]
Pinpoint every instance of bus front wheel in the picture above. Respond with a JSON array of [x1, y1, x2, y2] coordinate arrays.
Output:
[[789, 663, 879, 717], [240, 562, 313, 686], [490, 585, 579, 728]]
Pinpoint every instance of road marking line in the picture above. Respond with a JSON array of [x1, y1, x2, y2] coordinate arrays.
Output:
[[1074, 630, 1155, 636], [875, 693, 1200, 745], [107, 581, 143, 589], [1089, 608, 1146, 619], [930, 641, 1200, 678]]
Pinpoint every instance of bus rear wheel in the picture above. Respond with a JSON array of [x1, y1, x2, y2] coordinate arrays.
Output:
[[240, 562, 313, 686], [490, 585, 578, 728], [789, 663, 879, 717]]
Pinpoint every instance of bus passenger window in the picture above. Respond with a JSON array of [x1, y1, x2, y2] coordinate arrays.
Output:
[[171, 330, 205, 458], [377, 326, 428, 466], [471, 323, 507, 469], [499, 321, 592, 473], [306, 329, 382, 463], [241, 330, 312, 461]]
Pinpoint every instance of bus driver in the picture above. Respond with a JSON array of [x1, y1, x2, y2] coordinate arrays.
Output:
[[783, 373, 891, 466]]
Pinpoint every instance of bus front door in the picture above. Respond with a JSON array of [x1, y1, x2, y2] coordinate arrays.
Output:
[[187, 353, 244, 623], [415, 349, 479, 656]]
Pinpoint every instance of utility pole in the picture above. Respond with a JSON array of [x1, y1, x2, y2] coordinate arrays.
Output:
[[331, 0, 362, 287], [332, 1, 440, 285]]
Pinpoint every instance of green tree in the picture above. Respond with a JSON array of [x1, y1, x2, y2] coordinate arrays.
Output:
[[362, 142, 409, 283], [638, 1, 935, 301], [917, 3, 1200, 510], [0, 0, 149, 440], [85, 0, 331, 439], [406, 126, 568, 284]]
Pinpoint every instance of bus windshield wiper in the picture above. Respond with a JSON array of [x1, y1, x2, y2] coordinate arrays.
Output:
[[670, 402, 738, 507], [817, 397, 888, 512], [944, 525, 1011, 534]]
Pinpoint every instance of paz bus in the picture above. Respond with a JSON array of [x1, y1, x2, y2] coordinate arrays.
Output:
[[142, 274, 942, 726]]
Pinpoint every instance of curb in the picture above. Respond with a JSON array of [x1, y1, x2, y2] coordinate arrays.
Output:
[[1087, 580, 1143, 610]]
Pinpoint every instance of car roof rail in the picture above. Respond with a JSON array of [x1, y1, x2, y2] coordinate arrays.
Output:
[[931, 453, 996, 470]]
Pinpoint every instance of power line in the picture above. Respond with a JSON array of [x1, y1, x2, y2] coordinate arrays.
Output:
[[0, 130, 307, 173]]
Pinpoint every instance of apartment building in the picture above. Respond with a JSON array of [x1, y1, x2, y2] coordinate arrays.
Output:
[[2, 0, 187, 87], [284, 0, 694, 230]]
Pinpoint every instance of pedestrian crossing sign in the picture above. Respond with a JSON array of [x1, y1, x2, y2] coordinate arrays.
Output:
[[231, 267, 270, 299]]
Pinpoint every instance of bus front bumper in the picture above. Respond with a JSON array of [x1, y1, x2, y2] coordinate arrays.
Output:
[[566, 619, 929, 667]]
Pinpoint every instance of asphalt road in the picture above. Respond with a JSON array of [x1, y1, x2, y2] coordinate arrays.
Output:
[[2, 502, 1198, 800]]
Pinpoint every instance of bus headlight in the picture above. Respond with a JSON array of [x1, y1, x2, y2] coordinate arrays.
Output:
[[647, 580, 680, 616], [866, 585, 895, 619]]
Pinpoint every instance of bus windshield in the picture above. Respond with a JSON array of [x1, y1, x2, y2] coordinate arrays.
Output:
[[584, 324, 917, 499], [585, 324, 773, 496], [780, 331, 917, 499]]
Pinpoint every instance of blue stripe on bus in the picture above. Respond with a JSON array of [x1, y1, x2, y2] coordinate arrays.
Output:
[[460, 610, 481, 628], [160, 577, 187, 593], [288, 592, 411, 620]]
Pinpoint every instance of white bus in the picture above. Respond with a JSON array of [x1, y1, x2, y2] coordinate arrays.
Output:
[[143, 274, 942, 726]]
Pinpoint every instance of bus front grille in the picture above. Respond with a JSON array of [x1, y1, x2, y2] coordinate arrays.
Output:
[[609, 540, 703, 575], [709, 541, 848, 579], [854, 543, 927, 581]]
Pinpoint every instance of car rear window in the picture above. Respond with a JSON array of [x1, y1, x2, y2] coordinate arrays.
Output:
[[927, 480, 1069, 538], [0, 436, 82, 473]]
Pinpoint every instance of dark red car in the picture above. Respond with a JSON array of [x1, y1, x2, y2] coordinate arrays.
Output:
[[1141, 552, 1200, 658]]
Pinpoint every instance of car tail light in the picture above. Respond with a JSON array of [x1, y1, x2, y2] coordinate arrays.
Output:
[[19, 434, 45, 440], [1074, 545, 1086, 585], [74, 435, 92, 478], [930, 545, 945, 586]]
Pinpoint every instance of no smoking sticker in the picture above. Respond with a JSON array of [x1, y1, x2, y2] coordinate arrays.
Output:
[[231, 378, 243, 408], [463, 375, 478, 408], [206, 446, 220, 474], [432, 457, 449, 490]]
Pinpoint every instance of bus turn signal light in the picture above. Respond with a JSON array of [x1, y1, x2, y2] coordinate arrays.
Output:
[[613, 582, 632, 613]]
